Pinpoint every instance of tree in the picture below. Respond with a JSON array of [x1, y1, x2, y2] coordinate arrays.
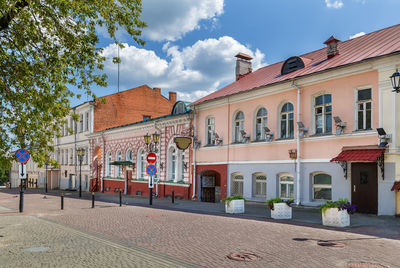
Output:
[[0, 0, 146, 168]]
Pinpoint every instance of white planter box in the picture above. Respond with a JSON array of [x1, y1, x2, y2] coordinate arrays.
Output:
[[322, 208, 350, 227], [225, 199, 245, 214], [271, 202, 292, 219]]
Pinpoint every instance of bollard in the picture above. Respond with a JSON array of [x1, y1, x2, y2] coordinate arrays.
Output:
[[91, 192, 95, 208], [19, 190, 24, 213], [172, 190, 175, 204], [119, 190, 122, 207], [61, 193, 64, 210]]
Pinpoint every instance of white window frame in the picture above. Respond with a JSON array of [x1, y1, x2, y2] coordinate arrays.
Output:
[[61, 149, 64, 165], [115, 150, 122, 178], [79, 114, 83, 132], [313, 93, 332, 134], [85, 112, 89, 131], [252, 172, 267, 197], [66, 150, 69, 165], [355, 87, 373, 130], [254, 107, 268, 141], [231, 172, 244, 196], [206, 116, 215, 145], [180, 152, 185, 182], [137, 148, 146, 180], [233, 111, 244, 143], [278, 174, 294, 200], [126, 149, 133, 162], [106, 152, 112, 177], [168, 145, 178, 181], [312, 172, 332, 201], [279, 102, 294, 139]]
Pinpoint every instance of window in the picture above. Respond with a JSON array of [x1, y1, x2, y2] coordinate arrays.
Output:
[[143, 115, 151, 121], [357, 88, 372, 130], [66, 150, 69, 165], [61, 150, 64, 165], [234, 111, 244, 142], [106, 152, 112, 177], [84, 148, 88, 165], [115, 151, 122, 177], [314, 94, 332, 134], [206, 117, 215, 145], [180, 153, 185, 181], [85, 112, 89, 131], [79, 114, 83, 132], [69, 117, 73, 133], [280, 103, 294, 138], [253, 173, 266, 197], [64, 122, 68, 136], [137, 149, 145, 179], [168, 147, 177, 180], [279, 175, 294, 199], [313, 173, 332, 200], [255, 108, 268, 141], [231, 173, 244, 196]]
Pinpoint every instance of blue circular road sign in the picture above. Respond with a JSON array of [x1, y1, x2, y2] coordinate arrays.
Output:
[[15, 149, 30, 163], [146, 164, 157, 176]]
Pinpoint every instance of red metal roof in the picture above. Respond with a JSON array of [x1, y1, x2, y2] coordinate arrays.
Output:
[[330, 149, 385, 162], [391, 181, 400, 191], [192, 24, 400, 105]]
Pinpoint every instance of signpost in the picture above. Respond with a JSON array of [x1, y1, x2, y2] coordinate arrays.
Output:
[[15, 149, 30, 213], [146, 158, 157, 205]]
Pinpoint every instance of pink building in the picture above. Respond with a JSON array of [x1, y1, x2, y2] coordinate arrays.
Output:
[[190, 25, 400, 215]]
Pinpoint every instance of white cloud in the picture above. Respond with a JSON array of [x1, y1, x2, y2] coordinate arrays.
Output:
[[141, 0, 224, 41], [100, 36, 266, 102], [325, 0, 344, 8], [349, 32, 366, 39]]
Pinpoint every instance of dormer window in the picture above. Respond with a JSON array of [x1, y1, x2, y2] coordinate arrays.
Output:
[[281, 56, 305, 75]]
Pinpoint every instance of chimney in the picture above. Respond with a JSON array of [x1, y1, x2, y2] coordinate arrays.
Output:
[[235, 52, 253, 80], [153, 87, 161, 95], [324, 36, 341, 59], [169, 92, 176, 103]]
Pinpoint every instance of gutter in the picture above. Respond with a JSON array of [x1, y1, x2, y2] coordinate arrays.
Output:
[[154, 120, 162, 197], [291, 81, 301, 205], [192, 107, 197, 199], [101, 130, 105, 192]]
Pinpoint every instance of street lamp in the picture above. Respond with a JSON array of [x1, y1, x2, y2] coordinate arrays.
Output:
[[390, 69, 400, 93], [76, 148, 85, 198], [143, 132, 160, 205]]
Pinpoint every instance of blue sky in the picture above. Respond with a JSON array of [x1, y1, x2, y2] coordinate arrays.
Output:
[[71, 0, 400, 106]]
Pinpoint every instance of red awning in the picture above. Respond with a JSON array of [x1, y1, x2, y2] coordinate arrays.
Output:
[[391, 181, 400, 191], [330, 149, 385, 162]]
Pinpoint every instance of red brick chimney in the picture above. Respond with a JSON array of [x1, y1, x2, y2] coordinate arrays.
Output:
[[169, 92, 176, 103]]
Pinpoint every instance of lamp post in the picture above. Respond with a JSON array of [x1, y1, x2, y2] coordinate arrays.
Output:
[[45, 161, 48, 193], [76, 148, 85, 198], [144, 132, 160, 205]]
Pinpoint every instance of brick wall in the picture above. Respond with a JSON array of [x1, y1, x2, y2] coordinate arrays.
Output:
[[94, 85, 176, 132]]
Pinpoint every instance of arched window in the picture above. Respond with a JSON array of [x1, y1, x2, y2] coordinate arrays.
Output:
[[168, 146, 177, 181], [314, 94, 332, 134], [279, 174, 294, 199], [115, 150, 122, 177], [234, 111, 244, 142], [106, 152, 112, 177], [231, 173, 244, 196], [137, 149, 145, 179], [252, 173, 267, 197], [126, 149, 133, 162], [206, 116, 215, 145], [280, 103, 294, 139], [255, 108, 268, 141], [312, 173, 332, 200]]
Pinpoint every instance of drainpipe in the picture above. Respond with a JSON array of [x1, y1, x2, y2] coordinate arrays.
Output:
[[291, 81, 301, 205], [101, 130, 105, 192], [192, 108, 197, 199], [392, 91, 397, 150], [154, 120, 162, 197]]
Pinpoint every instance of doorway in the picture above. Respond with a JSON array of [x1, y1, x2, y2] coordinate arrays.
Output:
[[351, 163, 378, 214], [199, 170, 221, 203]]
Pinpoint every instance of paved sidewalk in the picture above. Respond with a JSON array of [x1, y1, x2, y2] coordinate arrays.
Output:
[[2, 188, 400, 240]]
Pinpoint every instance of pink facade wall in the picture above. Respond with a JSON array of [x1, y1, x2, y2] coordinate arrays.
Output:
[[195, 70, 379, 162]]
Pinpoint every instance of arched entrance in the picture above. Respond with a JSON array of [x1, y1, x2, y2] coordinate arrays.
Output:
[[91, 146, 102, 192], [199, 170, 221, 203]]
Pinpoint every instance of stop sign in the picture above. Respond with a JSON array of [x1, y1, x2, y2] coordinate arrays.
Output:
[[147, 153, 157, 164]]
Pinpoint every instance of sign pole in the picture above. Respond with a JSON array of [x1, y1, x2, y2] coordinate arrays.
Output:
[[149, 180, 153, 205]]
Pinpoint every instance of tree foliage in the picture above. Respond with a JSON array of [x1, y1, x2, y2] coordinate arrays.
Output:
[[0, 0, 146, 168]]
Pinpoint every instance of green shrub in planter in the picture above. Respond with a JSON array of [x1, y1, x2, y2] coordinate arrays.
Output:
[[222, 195, 245, 204], [266, 197, 294, 210]]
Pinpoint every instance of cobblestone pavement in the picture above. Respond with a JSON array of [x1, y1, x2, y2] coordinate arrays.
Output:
[[0, 190, 400, 267]]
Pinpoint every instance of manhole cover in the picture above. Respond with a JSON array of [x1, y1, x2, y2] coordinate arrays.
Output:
[[146, 215, 163, 218], [317, 241, 346, 247], [347, 262, 387, 268], [227, 252, 260, 262]]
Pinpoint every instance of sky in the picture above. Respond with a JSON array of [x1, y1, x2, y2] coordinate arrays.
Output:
[[70, 0, 400, 106]]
